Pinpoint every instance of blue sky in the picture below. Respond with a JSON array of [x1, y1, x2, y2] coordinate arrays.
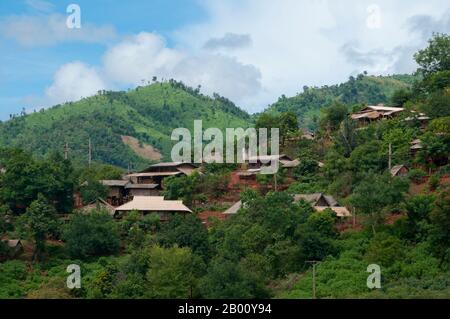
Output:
[[0, 0, 449, 119]]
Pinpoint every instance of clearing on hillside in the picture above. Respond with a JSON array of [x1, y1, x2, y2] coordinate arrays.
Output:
[[121, 135, 163, 161]]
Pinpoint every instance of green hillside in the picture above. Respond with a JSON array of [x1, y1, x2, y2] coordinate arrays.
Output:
[[0, 81, 250, 169], [267, 74, 417, 129]]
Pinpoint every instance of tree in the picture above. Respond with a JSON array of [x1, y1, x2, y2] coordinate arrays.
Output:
[[157, 214, 211, 261], [63, 209, 120, 259], [390, 89, 412, 107], [349, 140, 386, 174], [79, 179, 108, 204], [401, 195, 435, 242], [414, 33, 450, 78], [279, 111, 299, 145], [296, 210, 338, 262], [0, 148, 75, 213], [144, 246, 202, 298], [428, 190, 450, 265], [199, 256, 270, 298], [319, 102, 348, 133], [350, 173, 409, 234], [422, 90, 450, 118], [17, 194, 60, 261], [364, 233, 406, 268]]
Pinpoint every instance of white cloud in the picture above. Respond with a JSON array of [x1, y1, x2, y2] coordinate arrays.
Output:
[[203, 33, 252, 50], [41, 0, 449, 112], [25, 0, 54, 12], [45, 62, 107, 104], [172, 0, 450, 111], [103, 32, 183, 84], [45, 32, 262, 105], [0, 14, 117, 46]]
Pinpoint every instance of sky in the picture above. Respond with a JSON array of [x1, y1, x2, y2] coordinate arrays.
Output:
[[0, 0, 449, 119]]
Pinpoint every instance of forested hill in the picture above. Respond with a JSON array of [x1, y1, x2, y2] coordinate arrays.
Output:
[[0, 81, 250, 169], [266, 74, 417, 129]]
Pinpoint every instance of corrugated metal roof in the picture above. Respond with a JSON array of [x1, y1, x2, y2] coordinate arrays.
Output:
[[115, 196, 191, 213], [101, 180, 129, 187], [125, 183, 159, 189], [126, 172, 182, 177], [223, 201, 242, 215]]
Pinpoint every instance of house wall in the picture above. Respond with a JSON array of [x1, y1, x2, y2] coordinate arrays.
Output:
[[128, 189, 159, 197]]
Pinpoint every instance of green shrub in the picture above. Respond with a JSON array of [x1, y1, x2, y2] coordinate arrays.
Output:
[[408, 169, 427, 183]]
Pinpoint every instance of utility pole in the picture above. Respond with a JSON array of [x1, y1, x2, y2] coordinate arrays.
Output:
[[88, 138, 92, 167], [388, 143, 392, 170], [64, 142, 69, 160], [306, 261, 320, 299]]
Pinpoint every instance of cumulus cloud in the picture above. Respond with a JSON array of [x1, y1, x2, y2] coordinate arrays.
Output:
[[340, 9, 450, 75], [173, 0, 450, 111], [408, 9, 450, 40], [41, 0, 450, 112], [0, 14, 117, 46], [103, 33, 183, 84], [45, 32, 262, 105], [45, 62, 107, 104], [203, 33, 252, 50]]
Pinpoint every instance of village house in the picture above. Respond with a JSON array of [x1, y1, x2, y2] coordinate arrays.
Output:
[[100, 180, 129, 205], [223, 200, 243, 215], [351, 104, 404, 126], [113, 196, 192, 221], [125, 183, 159, 197], [1, 239, 24, 258], [126, 162, 198, 188], [404, 112, 430, 130], [390, 164, 409, 177], [293, 193, 351, 217], [300, 128, 315, 140], [410, 139, 423, 157], [80, 198, 116, 216], [238, 154, 300, 179]]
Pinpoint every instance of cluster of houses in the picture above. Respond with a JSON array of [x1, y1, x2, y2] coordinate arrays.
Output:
[[223, 193, 352, 218], [350, 104, 430, 129], [86, 153, 354, 226]]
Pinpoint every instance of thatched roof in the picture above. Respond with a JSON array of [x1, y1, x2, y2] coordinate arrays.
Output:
[[294, 193, 338, 207], [390, 165, 408, 177]]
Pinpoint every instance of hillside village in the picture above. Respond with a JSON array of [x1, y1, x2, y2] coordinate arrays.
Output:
[[0, 33, 449, 299]]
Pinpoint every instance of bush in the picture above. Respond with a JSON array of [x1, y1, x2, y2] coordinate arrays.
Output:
[[63, 209, 120, 259], [429, 174, 440, 190], [408, 169, 427, 183]]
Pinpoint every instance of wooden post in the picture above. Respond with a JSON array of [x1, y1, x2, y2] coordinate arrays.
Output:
[[306, 261, 320, 299]]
